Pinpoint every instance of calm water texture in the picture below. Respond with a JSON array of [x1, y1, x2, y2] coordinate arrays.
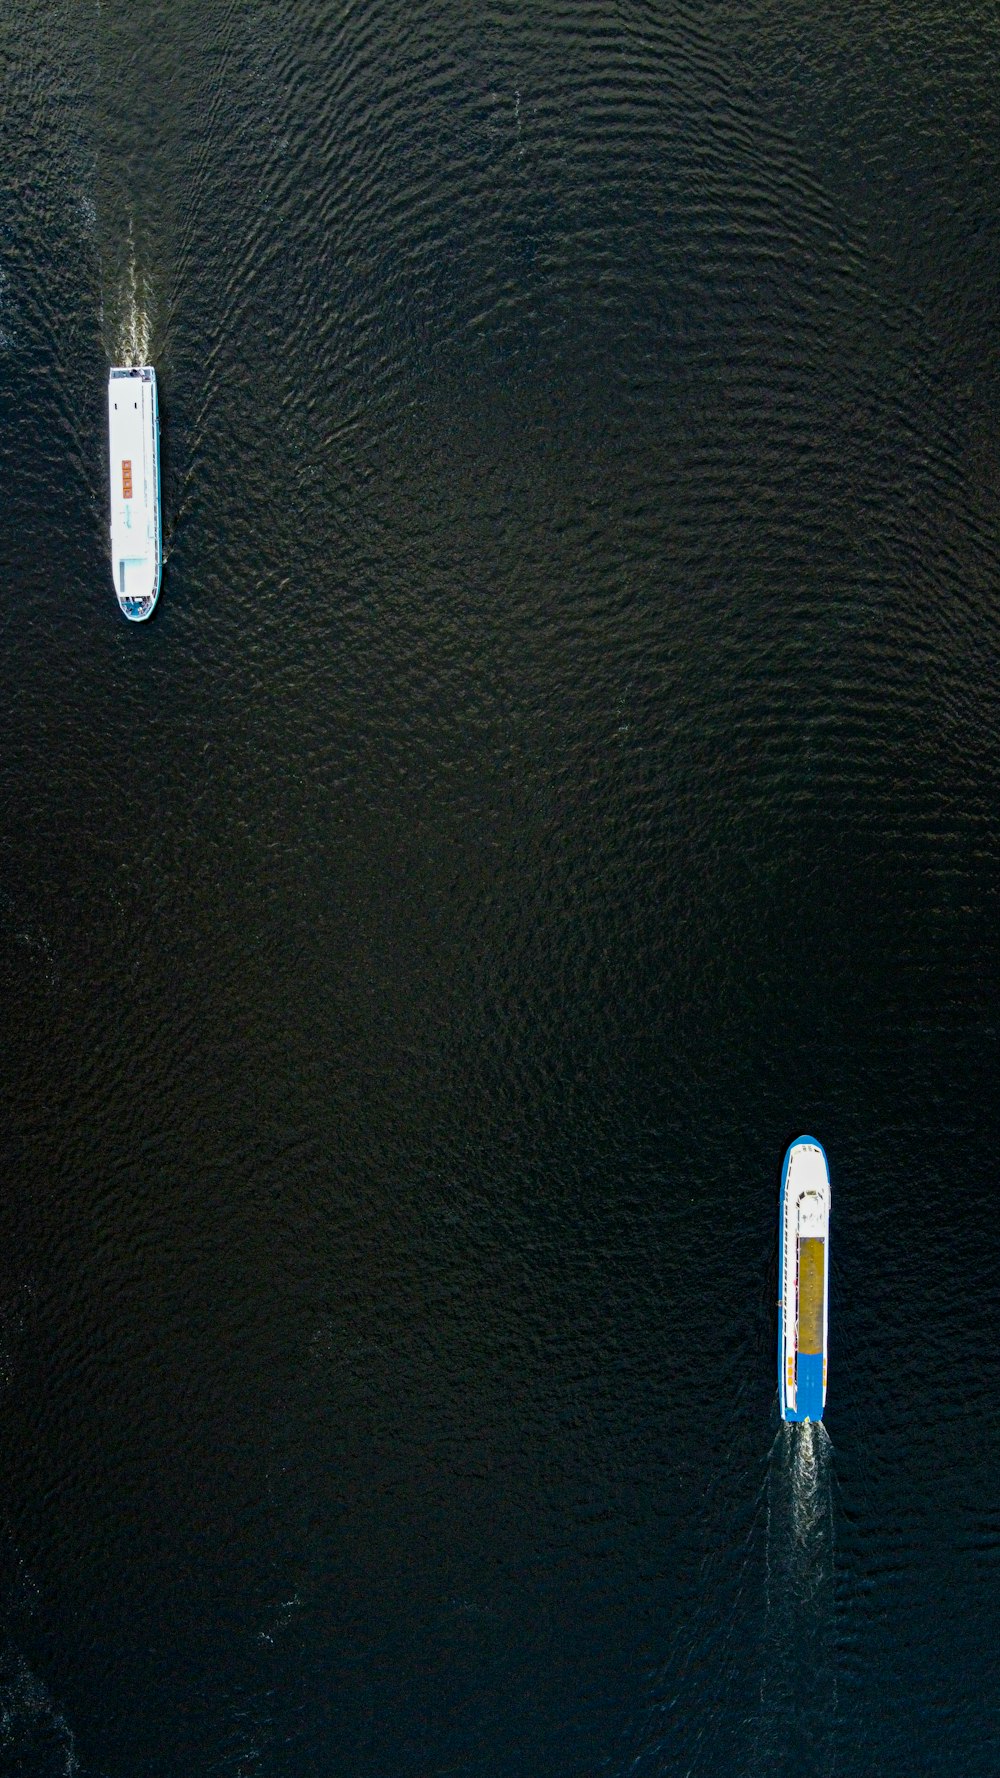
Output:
[[1, 2, 999, 1772]]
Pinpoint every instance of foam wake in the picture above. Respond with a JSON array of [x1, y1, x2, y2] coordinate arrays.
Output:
[[753, 1419, 838, 1776], [103, 224, 153, 368], [0, 1635, 78, 1775]]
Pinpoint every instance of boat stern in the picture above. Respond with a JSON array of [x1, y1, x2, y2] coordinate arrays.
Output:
[[792, 1353, 825, 1422]]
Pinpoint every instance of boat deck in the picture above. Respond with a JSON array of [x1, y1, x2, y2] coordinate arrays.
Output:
[[797, 1237, 825, 1354]]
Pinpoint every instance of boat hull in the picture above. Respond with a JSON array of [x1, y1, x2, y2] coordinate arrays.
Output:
[[108, 365, 161, 620], [778, 1136, 830, 1423]]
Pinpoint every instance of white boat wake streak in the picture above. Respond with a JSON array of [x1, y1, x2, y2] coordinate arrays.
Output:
[[753, 1419, 838, 1777], [118, 237, 151, 366], [0, 1633, 79, 1776], [101, 224, 153, 370]]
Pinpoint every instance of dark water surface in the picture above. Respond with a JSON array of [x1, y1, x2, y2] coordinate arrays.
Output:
[[2, 2, 1000, 1772]]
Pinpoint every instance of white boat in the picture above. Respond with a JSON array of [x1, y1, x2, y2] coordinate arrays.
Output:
[[778, 1136, 830, 1422], [108, 365, 161, 620]]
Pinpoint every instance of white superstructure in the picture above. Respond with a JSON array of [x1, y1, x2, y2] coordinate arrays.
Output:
[[108, 366, 161, 620]]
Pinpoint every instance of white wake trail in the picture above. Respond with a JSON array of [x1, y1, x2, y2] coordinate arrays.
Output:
[[754, 1418, 838, 1776], [100, 221, 153, 367], [117, 230, 151, 365]]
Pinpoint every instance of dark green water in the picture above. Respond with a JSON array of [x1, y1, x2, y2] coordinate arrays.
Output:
[[1, 3, 999, 1772]]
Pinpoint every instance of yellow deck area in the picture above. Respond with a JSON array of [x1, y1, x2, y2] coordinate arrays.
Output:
[[797, 1238, 825, 1354]]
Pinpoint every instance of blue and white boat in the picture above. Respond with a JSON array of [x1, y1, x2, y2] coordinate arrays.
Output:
[[108, 365, 161, 620], [778, 1136, 830, 1422]]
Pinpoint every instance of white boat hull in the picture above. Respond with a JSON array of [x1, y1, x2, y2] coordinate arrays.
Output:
[[108, 366, 161, 620]]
